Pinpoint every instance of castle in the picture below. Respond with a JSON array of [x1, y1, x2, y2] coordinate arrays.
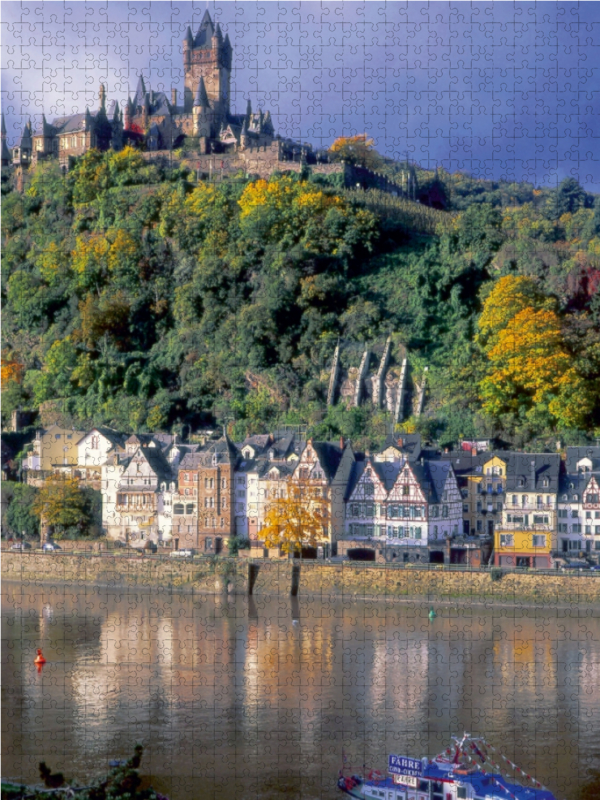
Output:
[[2, 11, 287, 170]]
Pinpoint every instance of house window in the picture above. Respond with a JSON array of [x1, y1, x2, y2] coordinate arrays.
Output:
[[402, 485, 410, 496], [221, 478, 227, 489], [572, 509, 579, 518], [558, 524, 568, 533], [500, 534, 514, 547], [222, 499, 227, 509], [533, 515, 549, 525], [512, 495, 518, 506], [414, 527, 422, 540], [205, 538, 213, 550], [573, 524, 582, 534], [442, 505, 448, 518], [585, 525, 592, 535], [587, 494, 599, 504], [522, 496, 528, 507], [532, 535, 546, 548], [185, 504, 194, 515], [173, 504, 184, 515], [558, 509, 568, 518], [596, 526, 600, 535], [364, 483, 374, 496], [463, 504, 469, 514], [537, 496, 543, 508]]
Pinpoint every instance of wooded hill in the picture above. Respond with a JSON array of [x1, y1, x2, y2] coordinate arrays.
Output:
[[2, 147, 600, 450]]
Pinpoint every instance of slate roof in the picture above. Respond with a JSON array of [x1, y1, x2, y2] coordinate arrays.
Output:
[[371, 460, 402, 491], [51, 112, 96, 134], [504, 453, 560, 492], [565, 446, 600, 473], [378, 433, 422, 461], [142, 446, 174, 483], [558, 472, 597, 501], [180, 436, 239, 469], [312, 441, 343, 482]]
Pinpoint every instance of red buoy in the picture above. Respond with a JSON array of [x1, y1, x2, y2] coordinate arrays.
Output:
[[34, 649, 46, 665]]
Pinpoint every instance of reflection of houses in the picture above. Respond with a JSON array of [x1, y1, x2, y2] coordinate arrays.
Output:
[[494, 454, 560, 568]]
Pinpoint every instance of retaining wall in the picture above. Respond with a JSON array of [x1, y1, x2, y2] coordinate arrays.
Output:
[[3, 553, 600, 607]]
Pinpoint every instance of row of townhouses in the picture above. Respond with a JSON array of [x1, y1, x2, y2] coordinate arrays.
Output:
[[22, 425, 600, 568]]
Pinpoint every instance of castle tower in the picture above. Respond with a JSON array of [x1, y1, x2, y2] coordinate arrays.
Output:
[[99, 83, 106, 112], [1, 112, 11, 167], [183, 10, 232, 124]]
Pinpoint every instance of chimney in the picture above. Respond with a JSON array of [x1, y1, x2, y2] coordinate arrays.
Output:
[[471, 447, 478, 457], [340, 436, 344, 450], [444, 447, 449, 454], [530, 459, 536, 486], [171, 88, 177, 106]]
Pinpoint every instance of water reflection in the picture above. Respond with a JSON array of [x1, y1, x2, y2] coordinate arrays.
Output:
[[2, 584, 600, 799]]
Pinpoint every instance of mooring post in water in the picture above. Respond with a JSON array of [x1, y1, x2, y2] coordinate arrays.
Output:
[[290, 563, 301, 597], [247, 562, 260, 595]]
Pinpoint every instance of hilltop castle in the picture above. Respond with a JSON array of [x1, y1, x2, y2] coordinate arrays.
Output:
[[2, 10, 283, 170]]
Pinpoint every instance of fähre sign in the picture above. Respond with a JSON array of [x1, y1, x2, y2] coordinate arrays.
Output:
[[388, 755, 423, 778]]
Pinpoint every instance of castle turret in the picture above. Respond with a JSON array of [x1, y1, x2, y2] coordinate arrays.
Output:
[[124, 96, 133, 130], [1, 112, 11, 167], [111, 100, 123, 149], [193, 77, 211, 137], [99, 83, 106, 112]]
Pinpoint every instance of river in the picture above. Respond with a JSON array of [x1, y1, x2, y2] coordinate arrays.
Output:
[[2, 583, 599, 799]]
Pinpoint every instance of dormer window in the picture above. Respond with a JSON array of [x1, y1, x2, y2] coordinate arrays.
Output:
[[518, 478, 525, 487], [573, 494, 579, 502], [542, 478, 549, 488]]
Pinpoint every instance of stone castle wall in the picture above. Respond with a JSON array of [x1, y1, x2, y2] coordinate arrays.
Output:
[[4, 553, 600, 608]]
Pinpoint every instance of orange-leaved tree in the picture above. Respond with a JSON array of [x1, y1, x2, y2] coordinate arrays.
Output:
[[328, 134, 381, 169], [260, 482, 329, 556], [477, 275, 594, 429]]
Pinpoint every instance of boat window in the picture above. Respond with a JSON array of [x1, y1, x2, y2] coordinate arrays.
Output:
[[457, 788, 467, 800], [418, 781, 429, 792]]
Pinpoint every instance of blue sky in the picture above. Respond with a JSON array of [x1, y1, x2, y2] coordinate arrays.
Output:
[[2, 1, 599, 190]]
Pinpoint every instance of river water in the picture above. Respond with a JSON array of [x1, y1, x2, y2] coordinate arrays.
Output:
[[2, 583, 599, 799]]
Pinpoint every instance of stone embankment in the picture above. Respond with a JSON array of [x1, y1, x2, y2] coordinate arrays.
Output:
[[4, 553, 600, 608]]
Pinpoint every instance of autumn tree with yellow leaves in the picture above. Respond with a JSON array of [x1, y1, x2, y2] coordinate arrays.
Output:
[[260, 482, 330, 556], [478, 275, 595, 430]]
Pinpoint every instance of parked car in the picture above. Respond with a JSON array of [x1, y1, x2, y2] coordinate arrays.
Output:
[[561, 562, 590, 570], [42, 542, 61, 552], [10, 541, 32, 551], [170, 549, 193, 558]]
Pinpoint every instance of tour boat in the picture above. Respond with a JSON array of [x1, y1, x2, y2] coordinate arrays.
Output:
[[337, 734, 557, 800]]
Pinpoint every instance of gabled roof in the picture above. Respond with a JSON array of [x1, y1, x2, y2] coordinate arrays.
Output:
[[311, 441, 343, 482], [142, 446, 174, 483], [371, 460, 403, 492], [77, 427, 126, 448]]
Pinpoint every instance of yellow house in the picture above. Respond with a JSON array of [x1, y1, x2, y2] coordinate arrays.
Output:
[[494, 528, 552, 569], [24, 425, 85, 485], [463, 454, 508, 537]]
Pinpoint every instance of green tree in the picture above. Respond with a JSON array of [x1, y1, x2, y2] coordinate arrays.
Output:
[[4, 483, 40, 538], [32, 474, 90, 538]]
